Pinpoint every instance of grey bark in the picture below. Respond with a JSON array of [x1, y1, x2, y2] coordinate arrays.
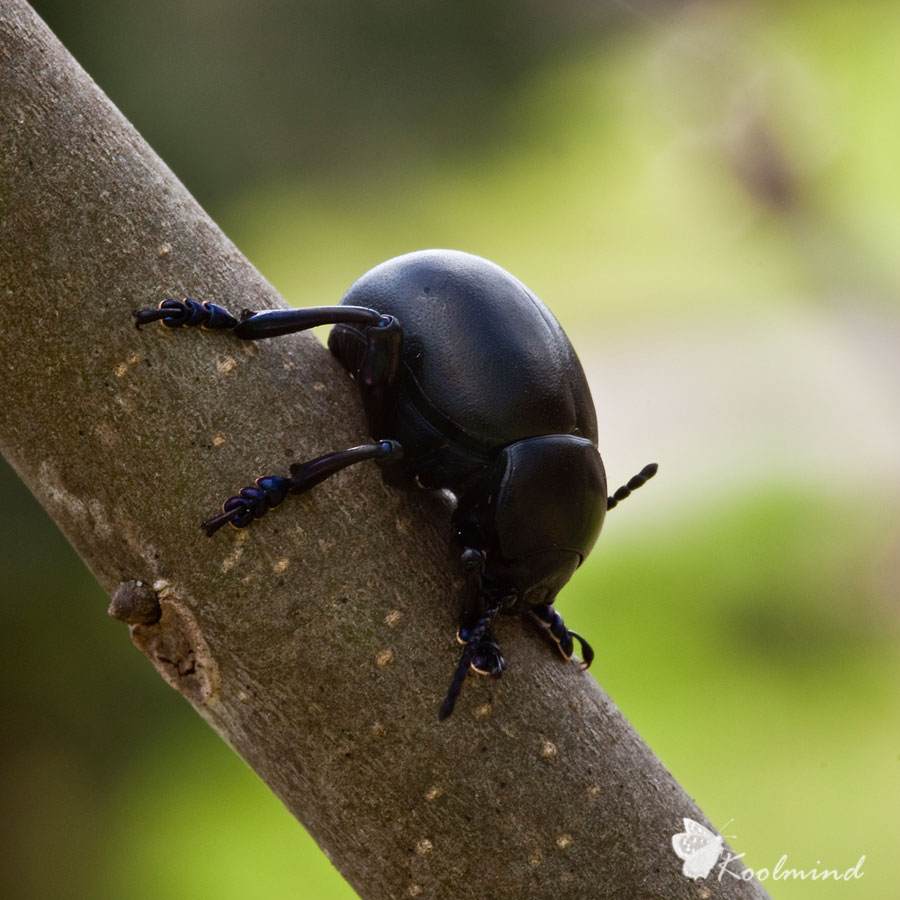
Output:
[[0, 3, 771, 898]]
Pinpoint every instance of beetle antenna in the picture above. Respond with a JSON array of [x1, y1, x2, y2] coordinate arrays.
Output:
[[438, 603, 500, 721], [606, 462, 658, 510]]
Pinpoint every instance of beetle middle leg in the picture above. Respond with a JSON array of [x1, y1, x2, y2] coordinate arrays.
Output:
[[530, 603, 595, 669], [202, 440, 402, 536]]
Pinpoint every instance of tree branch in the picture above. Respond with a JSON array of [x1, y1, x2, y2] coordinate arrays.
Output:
[[0, 3, 770, 897]]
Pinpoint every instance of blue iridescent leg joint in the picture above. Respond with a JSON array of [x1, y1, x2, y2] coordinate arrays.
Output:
[[133, 298, 238, 330]]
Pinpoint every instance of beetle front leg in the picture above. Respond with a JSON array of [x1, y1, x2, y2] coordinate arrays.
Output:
[[440, 581, 514, 721], [439, 600, 504, 722], [530, 603, 595, 669], [454, 548, 504, 674], [202, 440, 402, 536]]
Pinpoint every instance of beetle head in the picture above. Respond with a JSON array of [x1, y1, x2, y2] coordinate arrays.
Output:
[[455, 435, 607, 607]]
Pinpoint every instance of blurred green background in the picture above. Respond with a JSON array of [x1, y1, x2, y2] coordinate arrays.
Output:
[[3, 1, 899, 897]]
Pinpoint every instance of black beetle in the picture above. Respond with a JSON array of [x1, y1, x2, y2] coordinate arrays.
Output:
[[134, 249, 656, 719]]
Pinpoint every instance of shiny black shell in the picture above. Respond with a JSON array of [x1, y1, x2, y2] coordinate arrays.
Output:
[[328, 249, 608, 579]]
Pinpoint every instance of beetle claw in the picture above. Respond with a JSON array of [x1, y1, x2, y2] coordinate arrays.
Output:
[[530, 605, 595, 669], [569, 630, 594, 669]]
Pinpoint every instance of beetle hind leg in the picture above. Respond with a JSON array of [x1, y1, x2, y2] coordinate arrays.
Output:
[[530, 603, 595, 669], [202, 440, 402, 536], [133, 298, 388, 337]]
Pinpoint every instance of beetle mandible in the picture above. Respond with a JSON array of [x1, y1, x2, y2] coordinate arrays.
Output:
[[134, 249, 657, 719]]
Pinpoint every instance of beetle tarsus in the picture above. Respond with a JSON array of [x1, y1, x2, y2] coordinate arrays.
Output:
[[470, 632, 506, 677], [202, 474, 293, 536], [133, 298, 239, 330], [606, 462, 659, 510], [439, 602, 502, 721]]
